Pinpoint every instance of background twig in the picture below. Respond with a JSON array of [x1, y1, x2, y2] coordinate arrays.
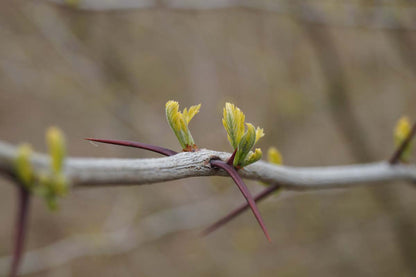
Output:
[[9, 186, 31, 277]]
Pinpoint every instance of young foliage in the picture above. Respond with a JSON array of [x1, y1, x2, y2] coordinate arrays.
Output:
[[15, 144, 34, 189], [222, 103, 264, 168], [13, 127, 69, 210], [47, 127, 66, 174], [222, 103, 245, 149], [40, 127, 68, 210], [87, 101, 271, 241], [394, 116, 413, 162], [166, 100, 201, 151], [267, 147, 283, 165], [263, 147, 283, 197], [209, 103, 272, 240], [11, 127, 68, 277]]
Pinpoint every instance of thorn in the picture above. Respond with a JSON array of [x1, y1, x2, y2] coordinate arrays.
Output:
[[226, 149, 238, 166], [210, 160, 272, 242], [85, 138, 178, 157], [202, 184, 280, 237]]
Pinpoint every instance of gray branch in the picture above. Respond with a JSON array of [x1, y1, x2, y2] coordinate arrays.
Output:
[[1, 141, 415, 190]]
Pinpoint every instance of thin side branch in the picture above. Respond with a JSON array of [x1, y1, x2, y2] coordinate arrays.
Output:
[[85, 138, 178, 156], [9, 187, 31, 277], [1, 141, 416, 190]]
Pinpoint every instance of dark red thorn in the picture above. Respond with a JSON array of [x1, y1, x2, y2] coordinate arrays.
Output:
[[85, 138, 177, 157], [10, 186, 31, 277], [210, 159, 272, 242], [226, 149, 238, 166], [202, 184, 280, 237], [389, 121, 416, 164]]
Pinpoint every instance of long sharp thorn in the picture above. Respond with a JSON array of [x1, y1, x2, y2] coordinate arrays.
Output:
[[85, 138, 177, 156], [202, 184, 280, 236], [210, 160, 271, 242]]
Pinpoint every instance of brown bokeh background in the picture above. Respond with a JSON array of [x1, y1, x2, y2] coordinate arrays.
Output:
[[1, 1, 416, 276]]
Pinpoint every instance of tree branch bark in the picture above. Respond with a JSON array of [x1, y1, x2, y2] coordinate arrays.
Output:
[[1, 141, 415, 190]]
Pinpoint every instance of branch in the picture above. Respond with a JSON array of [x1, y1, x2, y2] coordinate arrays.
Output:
[[46, 0, 416, 31], [9, 187, 31, 277], [0, 189, 346, 275], [0, 195, 230, 275], [1, 140, 415, 190]]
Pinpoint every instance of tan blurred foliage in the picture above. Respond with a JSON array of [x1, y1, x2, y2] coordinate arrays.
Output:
[[0, 1, 416, 276]]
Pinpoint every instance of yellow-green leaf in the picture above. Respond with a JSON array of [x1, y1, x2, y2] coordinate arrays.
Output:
[[395, 116, 411, 145], [222, 103, 265, 167], [241, 148, 263, 167], [394, 116, 413, 161], [15, 143, 34, 188], [46, 127, 66, 174], [165, 100, 199, 150], [267, 147, 282, 165], [234, 123, 256, 167], [183, 104, 201, 124], [255, 127, 264, 144], [222, 103, 245, 149]]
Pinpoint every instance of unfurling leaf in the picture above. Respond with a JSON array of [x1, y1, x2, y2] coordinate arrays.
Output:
[[46, 127, 66, 174], [15, 144, 34, 189], [43, 127, 68, 210], [223, 103, 245, 149], [14, 127, 69, 210], [241, 148, 263, 167], [222, 103, 264, 167], [267, 147, 282, 165], [183, 105, 201, 124], [234, 123, 256, 167], [394, 116, 413, 162], [166, 100, 200, 151], [255, 127, 264, 144]]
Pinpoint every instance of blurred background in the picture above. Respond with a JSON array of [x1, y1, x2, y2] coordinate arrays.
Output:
[[1, 0, 416, 276]]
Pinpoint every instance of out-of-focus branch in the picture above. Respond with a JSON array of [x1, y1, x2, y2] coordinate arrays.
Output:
[[296, 3, 416, 273], [0, 189, 395, 275], [9, 187, 31, 277], [298, 12, 373, 162], [46, 0, 416, 30], [0, 195, 236, 275], [1, 140, 415, 190], [17, 3, 165, 139]]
